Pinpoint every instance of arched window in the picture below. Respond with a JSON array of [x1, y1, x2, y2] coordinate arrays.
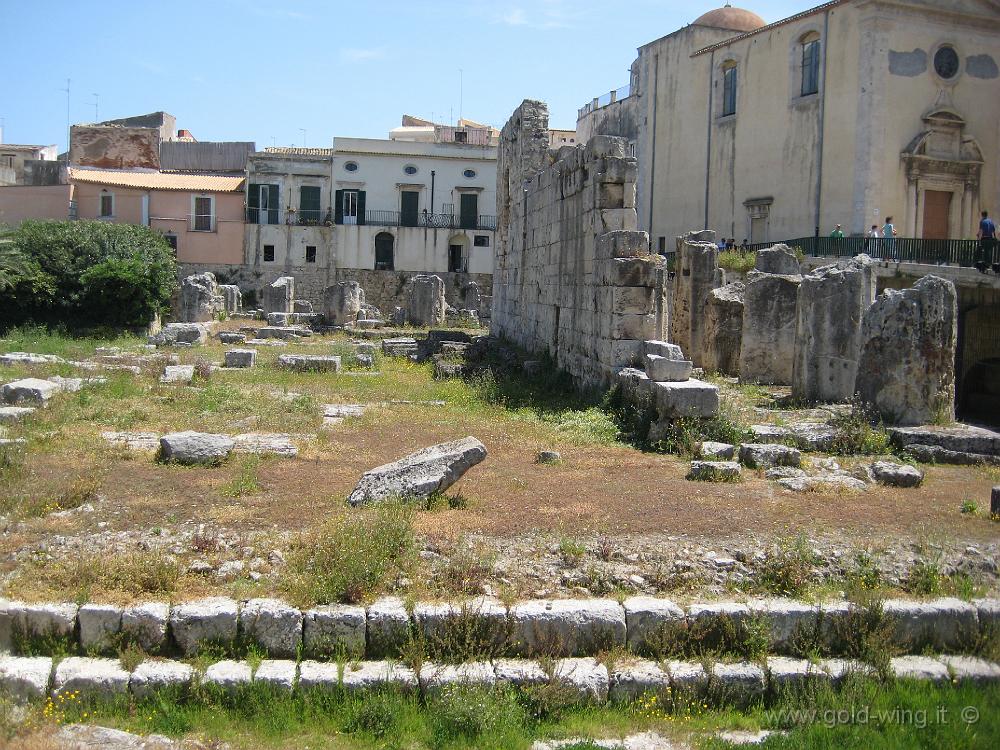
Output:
[[721, 61, 738, 116], [800, 33, 821, 96], [374, 232, 394, 271]]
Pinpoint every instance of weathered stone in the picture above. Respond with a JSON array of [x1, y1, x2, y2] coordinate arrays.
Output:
[[53, 657, 130, 697], [888, 424, 1000, 457], [665, 660, 710, 694], [890, 655, 949, 682], [121, 602, 169, 652], [739, 271, 801, 385], [688, 601, 751, 628], [406, 275, 447, 327], [366, 597, 410, 658], [739, 443, 801, 469], [78, 603, 123, 654], [623, 597, 685, 653], [293, 299, 313, 314], [819, 657, 876, 684], [553, 657, 610, 703], [0, 406, 36, 423], [303, 605, 366, 659], [709, 662, 766, 706], [169, 598, 239, 655], [671, 232, 723, 367], [643, 340, 684, 360], [644, 354, 692, 382], [277, 354, 341, 372], [0, 656, 52, 701], [882, 597, 978, 650], [766, 656, 828, 689], [462, 281, 483, 312], [148, 323, 208, 347], [937, 655, 1000, 684], [420, 662, 496, 695], [510, 599, 626, 657], [778, 474, 867, 492], [239, 598, 303, 658], [699, 441, 735, 460], [217, 331, 246, 345], [324, 281, 365, 326], [265, 276, 295, 314], [0, 352, 66, 366], [347, 436, 487, 506], [129, 660, 194, 698], [2, 602, 78, 645], [219, 284, 242, 314], [232, 433, 297, 457], [870, 461, 923, 488], [322, 403, 365, 426], [765, 466, 807, 480], [382, 337, 419, 357], [537, 450, 562, 464], [339, 660, 418, 692], [2, 377, 61, 404], [687, 460, 741, 481], [792, 255, 877, 402], [856, 275, 957, 426], [748, 599, 820, 652], [413, 598, 508, 648], [179, 272, 223, 323], [203, 660, 252, 694], [702, 281, 745, 376], [258, 326, 310, 340], [754, 244, 800, 275], [159, 431, 233, 465], [159, 365, 195, 384], [434, 360, 464, 379], [608, 658, 671, 702], [224, 349, 256, 368], [254, 659, 297, 691], [651, 378, 719, 418], [296, 661, 340, 691]]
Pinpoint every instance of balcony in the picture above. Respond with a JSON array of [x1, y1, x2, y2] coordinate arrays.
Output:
[[245, 207, 334, 226], [357, 210, 497, 231]]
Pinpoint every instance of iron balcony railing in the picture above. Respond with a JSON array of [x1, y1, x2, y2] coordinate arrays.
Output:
[[702, 237, 982, 268], [359, 210, 497, 231], [245, 207, 334, 226]]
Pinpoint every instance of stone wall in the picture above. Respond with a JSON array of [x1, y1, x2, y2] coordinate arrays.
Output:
[[492, 100, 666, 389], [671, 230, 724, 367]]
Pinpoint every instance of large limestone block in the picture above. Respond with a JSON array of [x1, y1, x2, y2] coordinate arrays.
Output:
[[2, 378, 61, 404], [339, 660, 418, 692], [739, 443, 801, 469], [596, 230, 649, 259], [623, 597, 685, 653], [265, 276, 295, 314], [366, 597, 411, 658], [203, 660, 252, 694], [419, 662, 496, 695], [652, 378, 720, 419], [78, 603, 123, 654], [121, 602, 169, 653], [224, 349, 256, 368], [709, 662, 766, 707], [159, 431, 234, 465], [303, 604, 366, 659], [882, 597, 978, 650], [53, 657, 130, 698], [671, 231, 723, 366], [937, 656, 1000, 684], [254, 659, 297, 691], [347, 436, 487, 506], [608, 658, 670, 702], [277, 354, 341, 372], [179, 272, 222, 323], [702, 281, 744, 376], [856, 275, 957, 426], [0, 656, 52, 701], [169, 597, 239, 655], [148, 322, 209, 347], [239, 598, 303, 658], [645, 354, 692, 382], [510, 599, 626, 657], [218, 284, 242, 314], [890, 655, 949, 682], [413, 598, 508, 646], [739, 271, 802, 385], [406, 275, 447, 327], [748, 599, 820, 652], [792, 255, 877, 402], [754, 244, 800, 275], [324, 281, 365, 326], [129, 660, 194, 698]]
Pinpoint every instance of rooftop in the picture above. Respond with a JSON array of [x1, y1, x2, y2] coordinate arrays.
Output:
[[692, 3, 767, 32], [68, 167, 244, 192], [263, 147, 335, 157]]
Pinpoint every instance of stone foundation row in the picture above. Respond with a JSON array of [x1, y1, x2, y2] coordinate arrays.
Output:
[[2, 653, 998, 706], [2, 596, 997, 661]]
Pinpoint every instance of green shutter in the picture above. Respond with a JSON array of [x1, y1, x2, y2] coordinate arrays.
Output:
[[268, 184, 279, 224], [334, 190, 344, 224], [357, 191, 366, 225], [247, 183, 258, 223]]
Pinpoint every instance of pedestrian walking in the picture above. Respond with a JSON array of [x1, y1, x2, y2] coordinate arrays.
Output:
[[977, 210, 997, 274], [882, 216, 897, 261]]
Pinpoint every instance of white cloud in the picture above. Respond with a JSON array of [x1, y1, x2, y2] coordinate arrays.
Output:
[[493, 1, 577, 30], [339, 47, 386, 63]]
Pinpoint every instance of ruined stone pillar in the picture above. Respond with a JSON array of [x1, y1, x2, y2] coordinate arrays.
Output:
[[323, 281, 365, 326], [265, 276, 295, 314], [179, 272, 223, 323], [702, 281, 745, 376], [669, 230, 723, 367], [406, 275, 447, 327], [739, 270, 802, 385]]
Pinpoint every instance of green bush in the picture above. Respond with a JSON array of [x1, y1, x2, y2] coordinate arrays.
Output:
[[718, 249, 756, 273], [0, 220, 177, 331]]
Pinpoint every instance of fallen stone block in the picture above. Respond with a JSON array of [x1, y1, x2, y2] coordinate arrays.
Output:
[[341, 660, 418, 692], [277, 354, 341, 372], [382, 337, 419, 357], [265, 276, 295, 314], [259, 326, 310, 341], [623, 597, 685, 653], [937, 656, 1000, 685], [169, 598, 239, 655], [645, 354, 692, 383], [203, 660, 252, 694], [699, 441, 735, 460], [765, 467, 806, 480], [303, 604, 366, 659], [121, 602, 169, 653], [420, 662, 496, 695], [224, 349, 256, 368], [687, 460, 741, 481], [871, 461, 923, 488], [239, 598, 303, 659], [890, 655, 949, 682], [217, 332, 246, 345], [709, 662, 766, 707], [0, 656, 52, 701], [245, 338, 287, 347], [0, 406, 35, 424], [78, 603, 123, 655], [53, 657, 130, 698], [160, 365, 195, 384], [777, 475, 867, 492], [231, 433, 297, 457], [0, 352, 66, 366], [102, 431, 161, 451], [652, 378, 720, 419], [322, 403, 365, 426], [739, 443, 801, 469], [347, 436, 487, 506], [882, 598, 978, 651], [366, 597, 411, 658], [510, 599, 626, 657], [755, 244, 800, 275], [149, 323, 209, 347], [608, 658, 670, 702], [254, 659, 297, 691], [1, 378, 61, 404], [888, 424, 1000, 458], [159, 431, 234, 465], [129, 660, 194, 698], [643, 340, 684, 360]]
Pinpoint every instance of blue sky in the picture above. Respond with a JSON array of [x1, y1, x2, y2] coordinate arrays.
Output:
[[2, 0, 811, 151]]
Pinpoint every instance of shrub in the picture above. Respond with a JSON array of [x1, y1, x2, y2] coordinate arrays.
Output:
[[430, 684, 526, 742], [718, 250, 756, 273], [0, 220, 177, 331], [750, 535, 820, 597], [829, 400, 890, 455], [906, 558, 942, 596], [282, 502, 415, 605]]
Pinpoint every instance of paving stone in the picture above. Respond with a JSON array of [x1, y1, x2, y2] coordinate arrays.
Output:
[[710, 662, 766, 706], [890, 655, 950, 682], [420, 661, 496, 694], [239, 598, 303, 658], [2, 377, 61, 404], [169, 598, 238, 655], [366, 597, 411, 658], [882, 597, 979, 650], [102, 431, 161, 451], [937, 655, 1000, 684], [608, 658, 670, 702], [699, 441, 735, 460], [870, 461, 923, 488], [129, 660, 194, 698], [203, 660, 252, 694], [159, 431, 234, 465], [277, 354, 340, 372], [687, 460, 741, 481], [322, 403, 365, 426], [223, 349, 256, 368], [78, 603, 123, 654], [53, 657, 130, 698], [747, 599, 820, 652], [510, 599, 626, 657], [623, 597, 685, 653], [159, 365, 195, 384], [231, 433, 298, 457], [340, 660, 418, 692], [254, 659, 297, 691], [0, 406, 35, 424], [303, 604, 366, 659], [0, 656, 52, 701], [121, 602, 169, 653], [739, 443, 801, 469]]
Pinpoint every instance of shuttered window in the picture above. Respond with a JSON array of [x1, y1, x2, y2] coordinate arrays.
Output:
[[299, 186, 321, 224]]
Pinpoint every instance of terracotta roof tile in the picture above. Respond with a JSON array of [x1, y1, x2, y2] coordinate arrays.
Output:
[[68, 168, 244, 192]]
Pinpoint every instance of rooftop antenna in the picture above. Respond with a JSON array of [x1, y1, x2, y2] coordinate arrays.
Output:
[[459, 68, 463, 123], [271, 136, 276, 147], [299, 128, 307, 147], [92, 93, 100, 122], [60, 78, 71, 159]]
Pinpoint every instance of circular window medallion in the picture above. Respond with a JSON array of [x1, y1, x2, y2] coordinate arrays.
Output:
[[344, 161, 359, 172], [403, 165, 418, 175], [463, 169, 477, 179], [934, 46, 959, 79]]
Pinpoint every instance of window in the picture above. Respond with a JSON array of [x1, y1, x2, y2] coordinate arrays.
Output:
[[459, 193, 478, 230], [299, 185, 321, 224], [403, 165, 418, 175], [801, 35, 820, 96], [658, 236, 666, 254], [305, 245, 317, 263], [247, 183, 279, 224], [448, 243, 465, 272], [1, 154, 13, 168], [263, 245, 275, 262], [335, 189, 365, 225], [374, 232, 394, 270], [344, 161, 359, 172], [463, 169, 477, 179], [192, 195, 214, 231], [722, 62, 737, 117], [934, 45, 959, 79], [473, 235, 490, 247], [99, 192, 114, 218], [454, 131, 468, 143]]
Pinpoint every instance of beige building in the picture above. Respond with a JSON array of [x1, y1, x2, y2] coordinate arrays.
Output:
[[0, 143, 58, 186], [579, 0, 999, 247]]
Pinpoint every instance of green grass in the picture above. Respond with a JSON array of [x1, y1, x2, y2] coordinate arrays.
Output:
[[718, 250, 757, 273]]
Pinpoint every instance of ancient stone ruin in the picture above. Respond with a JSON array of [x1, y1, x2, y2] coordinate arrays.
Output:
[[324, 281, 365, 327], [739, 256, 802, 385], [179, 272, 224, 323], [492, 100, 665, 388], [671, 231, 724, 368], [702, 281, 744, 377], [406, 275, 447, 327], [265, 276, 295, 314]]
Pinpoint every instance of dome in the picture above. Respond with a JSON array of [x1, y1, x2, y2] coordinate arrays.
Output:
[[693, 4, 766, 32]]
